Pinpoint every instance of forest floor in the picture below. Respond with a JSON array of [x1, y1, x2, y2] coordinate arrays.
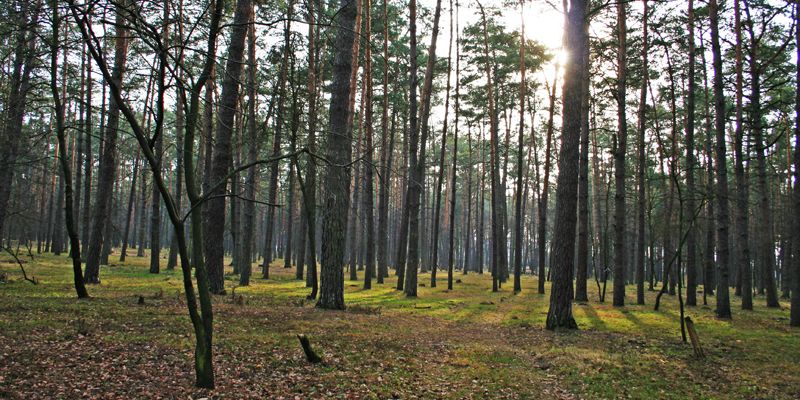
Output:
[[0, 251, 798, 399]]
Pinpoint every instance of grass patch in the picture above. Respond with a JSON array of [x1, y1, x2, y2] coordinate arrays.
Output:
[[1, 251, 798, 399]]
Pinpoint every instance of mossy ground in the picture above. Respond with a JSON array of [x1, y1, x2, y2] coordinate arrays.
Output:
[[0, 250, 798, 399]]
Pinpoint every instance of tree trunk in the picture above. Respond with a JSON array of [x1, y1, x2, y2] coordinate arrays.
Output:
[[262, 1, 294, 276], [710, 0, 732, 319], [316, 0, 357, 310], [206, 0, 253, 294], [512, 0, 526, 294], [447, 0, 460, 290], [612, 0, 628, 307], [431, 0, 454, 288], [545, 0, 586, 330], [120, 154, 139, 261], [685, 0, 698, 306], [742, 1, 780, 308], [301, 0, 321, 298], [575, 9, 591, 302], [478, 1, 505, 294], [84, 0, 129, 284], [240, 13, 258, 286], [376, 0, 393, 284], [362, 0, 375, 290], [50, 0, 89, 298], [733, 0, 753, 310], [791, 0, 800, 326], [634, 0, 649, 305], [0, 0, 39, 241], [403, 0, 443, 297], [538, 69, 558, 294]]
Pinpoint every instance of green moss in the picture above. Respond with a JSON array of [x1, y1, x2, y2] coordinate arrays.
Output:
[[1, 252, 798, 399]]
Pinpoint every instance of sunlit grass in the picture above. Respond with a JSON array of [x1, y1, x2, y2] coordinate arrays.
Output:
[[1, 249, 798, 399]]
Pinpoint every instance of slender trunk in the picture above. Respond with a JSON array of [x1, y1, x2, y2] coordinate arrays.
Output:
[[137, 154, 149, 256], [791, 0, 800, 326], [284, 62, 301, 271], [362, 0, 375, 290], [575, 10, 591, 302], [733, 0, 753, 310], [479, 14, 508, 290], [0, 0, 40, 240], [50, 0, 89, 298], [81, 9, 93, 252], [513, 0, 526, 294], [448, 0, 460, 289], [634, 0, 649, 305], [403, 0, 443, 297], [240, 15, 258, 286], [120, 154, 139, 261], [262, 1, 295, 275], [376, 0, 392, 283], [431, 0, 454, 287], [149, 0, 169, 274], [710, 0, 732, 319], [301, 0, 321, 298], [84, 0, 129, 284], [206, 0, 253, 293], [743, 1, 780, 308], [612, 0, 628, 307], [538, 70, 558, 294]]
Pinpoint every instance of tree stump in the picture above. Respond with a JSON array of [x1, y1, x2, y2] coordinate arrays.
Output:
[[297, 334, 322, 363], [684, 316, 705, 358]]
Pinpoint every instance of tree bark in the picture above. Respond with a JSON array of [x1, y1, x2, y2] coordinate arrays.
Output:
[[362, 0, 375, 290], [316, 0, 357, 310], [0, 0, 40, 241], [791, 0, 800, 326], [430, 0, 454, 288], [84, 0, 129, 284], [575, 8, 591, 302], [262, 1, 294, 276], [545, 0, 586, 330], [538, 69, 558, 294], [477, 1, 506, 294], [513, 0, 526, 294], [685, 0, 698, 306], [733, 0, 753, 310], [240, 12, 258, 286], [447, 0, 460, 290], [206, 0, 253, 294], [634, 0, 649, 305], [376, 0, 393, 284], [710, 0, 732, 319], [403, 0, 443, 297], [50, 0, 89, 298], [612, 0, 628, 307], [120, 154, 140, 261]]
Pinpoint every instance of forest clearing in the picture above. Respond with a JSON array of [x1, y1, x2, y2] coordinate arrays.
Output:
[[1, 253, 797, 399]]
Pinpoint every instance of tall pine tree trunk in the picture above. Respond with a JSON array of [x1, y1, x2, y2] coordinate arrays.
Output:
[[317, 0, 357, 310], [733, 0, 753, 310], [206, 0, 252, 293], [710, 0, 732, 319], [84, 0, 129, 284], [634, 0, 649, 305], [612, 0, 628, 307], [545, 0, 586, 330]]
